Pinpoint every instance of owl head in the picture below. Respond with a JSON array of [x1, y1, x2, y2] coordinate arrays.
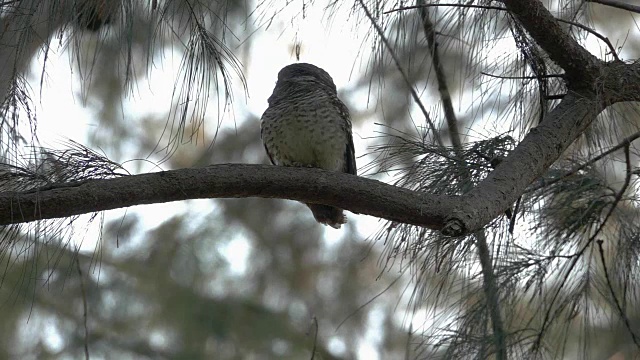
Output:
[[275, 63, 337, 94]]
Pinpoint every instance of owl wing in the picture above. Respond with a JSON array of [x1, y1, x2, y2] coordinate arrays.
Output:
[[264, 143, 276, 166], [260, 112, 277, 166], [336, 97, 359, 214], [345, 132, 357, 176], [333, 96, 357, 176]]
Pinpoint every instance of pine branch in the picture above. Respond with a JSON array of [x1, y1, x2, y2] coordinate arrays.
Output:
[[585, 0, 640, 14], [0, 164, 454, 228], [417, 2, 505, 358], [498, 0, 601, 87], [443, 59, 640, 236], [357, 0, 443, 146]]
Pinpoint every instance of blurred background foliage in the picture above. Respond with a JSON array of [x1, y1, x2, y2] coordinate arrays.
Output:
[[1, 0, 640, 359]]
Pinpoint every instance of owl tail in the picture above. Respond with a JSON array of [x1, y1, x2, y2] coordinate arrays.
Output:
[[306, 204, 347, 229]]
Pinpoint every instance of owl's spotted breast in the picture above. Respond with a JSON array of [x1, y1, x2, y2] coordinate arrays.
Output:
[[261, 90, 350, 172]]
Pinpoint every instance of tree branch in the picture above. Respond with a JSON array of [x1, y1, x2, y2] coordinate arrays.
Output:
[[384, 3, 508, 14], [443, 91, 600, 235], [498, 0, 601, 86], [0, 164, 454, 228], [555, 18, 619, 61], [585, 0, 640, 14], [417, 0, 461, 150], [528, 128, 640, 193], [357, 0, 444, 146], [375, 0, 640, 237]]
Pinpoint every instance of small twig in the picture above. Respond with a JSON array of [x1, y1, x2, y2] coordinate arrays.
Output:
[[585, 0, 640, 14], [593, 146, 639, 348], [481, 72, 564, 80], [336, 274, 402, 330], [418, 0, 461, 150], [555, 18, 620, 61], [387, 3, 620, 61], [597, 240, 640, 348], [357, 0, 443, 146], [384, 3, 508, 14], [508, 196, 521, 234], [529, 129, 640, 193], [473, 231, 507, 360], [405, 322, 413, 360], [308, 317, 319, 360]]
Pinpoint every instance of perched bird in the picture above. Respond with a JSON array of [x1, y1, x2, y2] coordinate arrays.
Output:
[[261, 63, 357, 228]]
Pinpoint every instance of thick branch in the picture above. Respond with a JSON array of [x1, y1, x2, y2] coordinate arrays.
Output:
[[499, 0, 601, 86], [443, 51, 640, 235], [444, 92, 599, 235], [0, 164, 454, 228]]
